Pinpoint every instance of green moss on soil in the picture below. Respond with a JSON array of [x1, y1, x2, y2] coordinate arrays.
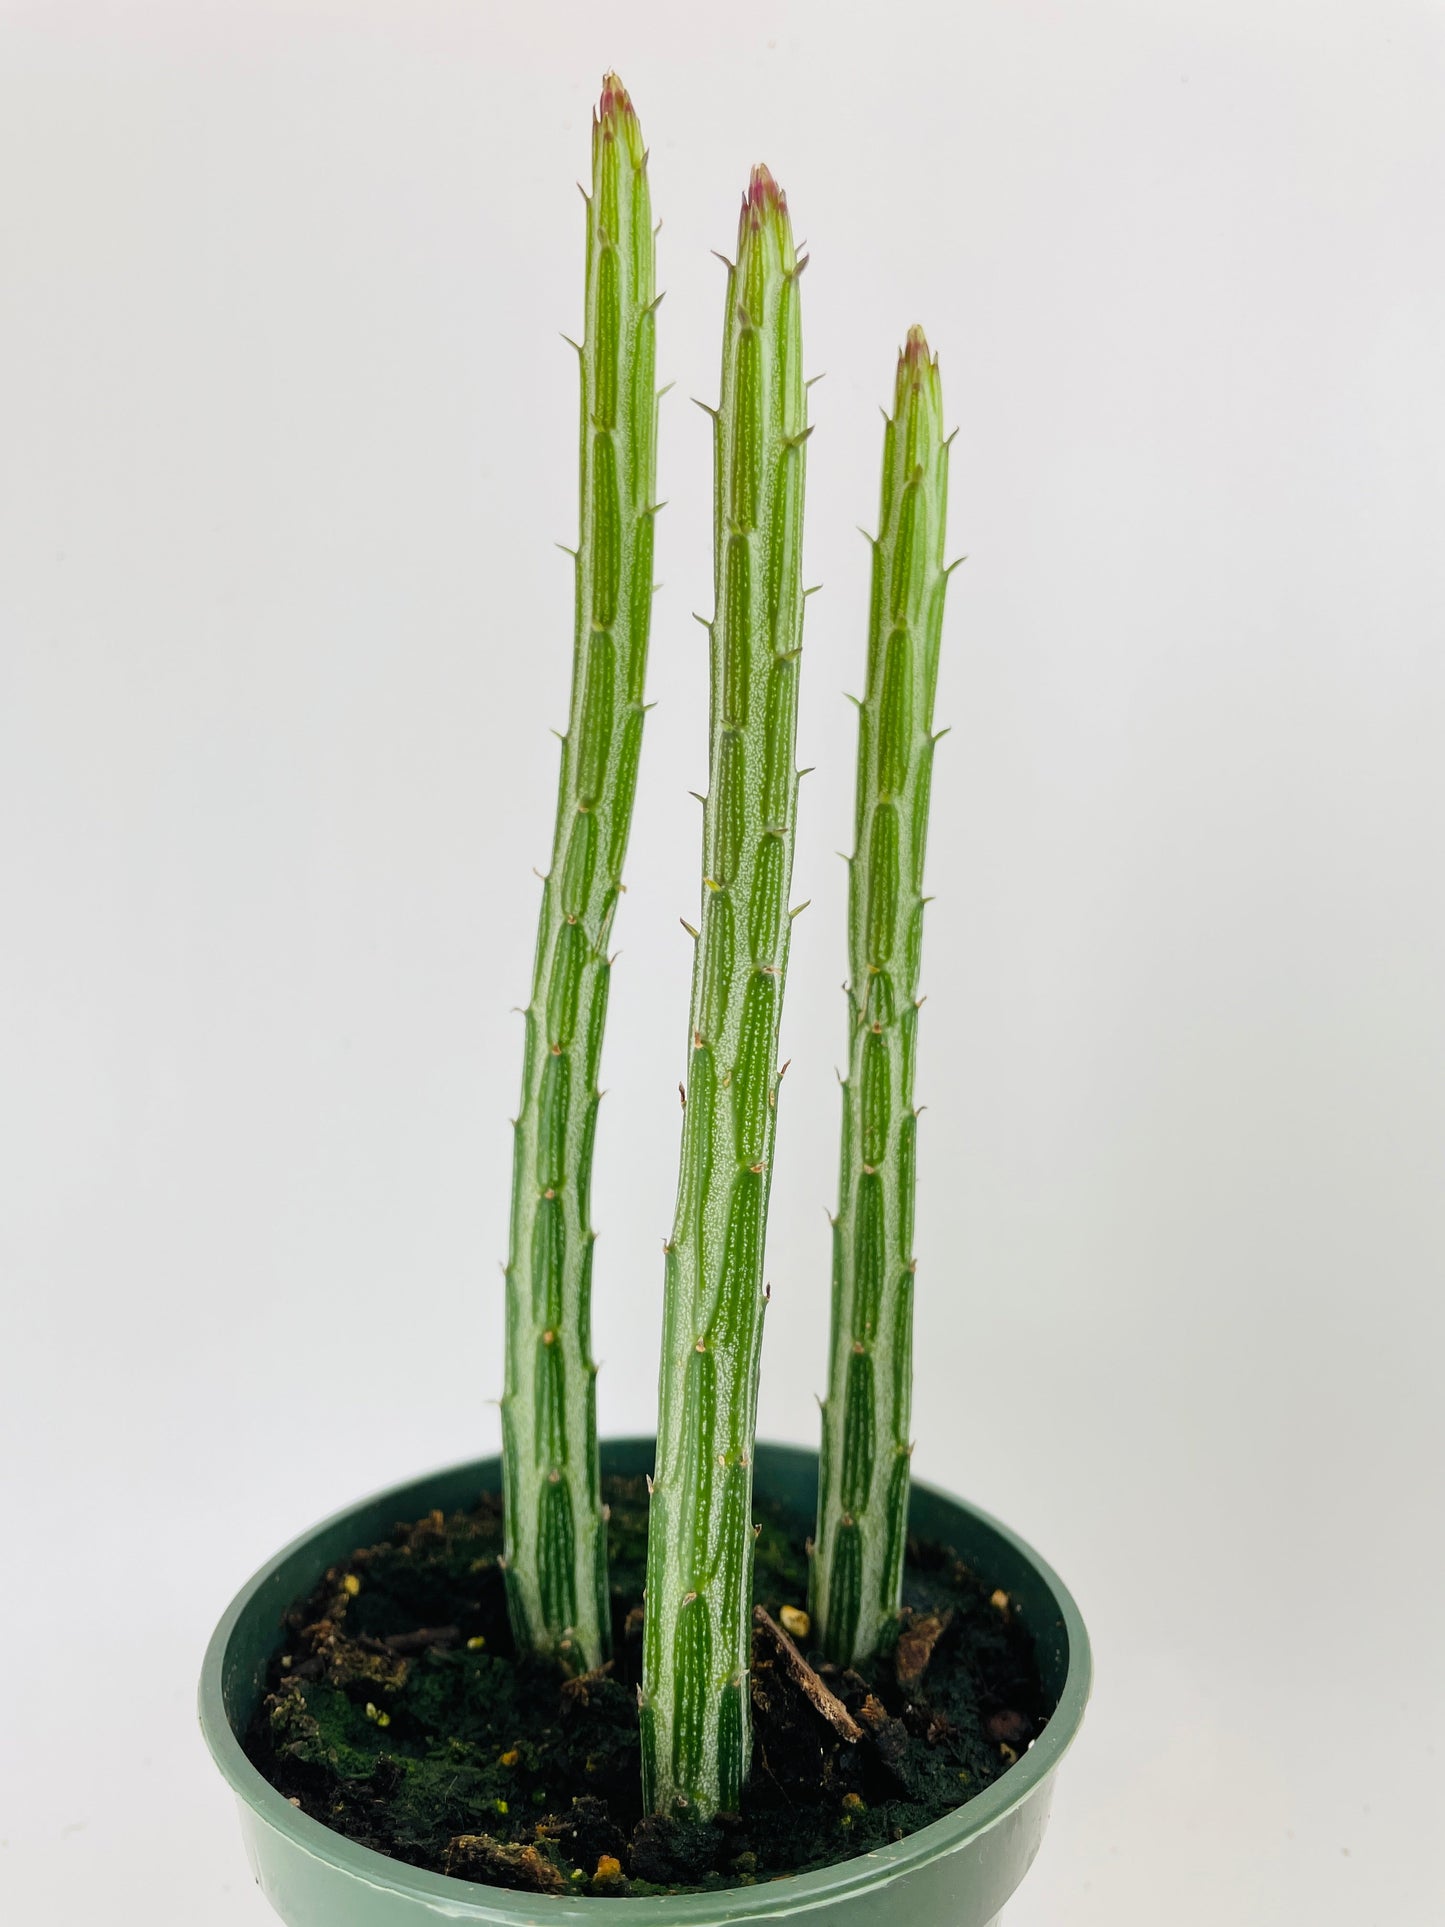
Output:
[[246, 1476, 1047, 1897]]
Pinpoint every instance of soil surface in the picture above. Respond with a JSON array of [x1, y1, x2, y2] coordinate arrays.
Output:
[[246, 1477, 1048, 1898]]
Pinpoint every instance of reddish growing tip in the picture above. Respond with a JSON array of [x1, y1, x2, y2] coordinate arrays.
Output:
[[598, 71, 636, 122], [745, 163, 787, 216], [898, 326, 940, 398]]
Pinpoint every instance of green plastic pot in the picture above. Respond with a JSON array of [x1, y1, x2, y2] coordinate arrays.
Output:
[[200, 1438, 1090, 1926]]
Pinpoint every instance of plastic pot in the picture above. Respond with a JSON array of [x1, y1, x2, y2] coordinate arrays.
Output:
[[200, 1438, 1090, 1926]]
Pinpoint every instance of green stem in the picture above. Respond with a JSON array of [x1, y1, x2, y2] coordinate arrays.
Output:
[[501, 75, 659, 1671], [811, 329, 952, 1667], [640, 166, 809, 1817]]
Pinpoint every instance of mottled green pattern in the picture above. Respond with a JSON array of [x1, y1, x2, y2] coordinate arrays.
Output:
[[811, 331, 952, 1667], [501, 77, 660, 1670], [641, 167, 809, 1817]]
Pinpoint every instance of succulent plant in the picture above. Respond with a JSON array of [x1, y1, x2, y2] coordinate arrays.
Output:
[[810, 329, 953, 1667], [500, 74, 661, 1671], [639, 165, 810, 1818]]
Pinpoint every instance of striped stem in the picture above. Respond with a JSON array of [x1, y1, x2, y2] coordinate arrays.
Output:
[[640, 166, 809, 1817], [501, 75, 660, 1671], [811, 328, 952, 1667]]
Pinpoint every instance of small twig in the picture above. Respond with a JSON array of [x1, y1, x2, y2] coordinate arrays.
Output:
[[382, 1624, 461, 1656], [752, 1606, 862, 1742], [561, 1659, 616, 1704]]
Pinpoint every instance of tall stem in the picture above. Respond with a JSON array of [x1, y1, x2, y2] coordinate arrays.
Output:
[[640, 166, 808, 1817], [501, 75, 659, 1671], [811, 329, 951, 1667]]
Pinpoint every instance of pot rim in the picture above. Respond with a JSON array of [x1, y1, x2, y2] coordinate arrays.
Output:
[[199, 1437, 1091, 1923]]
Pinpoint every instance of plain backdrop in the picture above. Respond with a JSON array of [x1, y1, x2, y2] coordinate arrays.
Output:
[[3, 1, 1443, 1921]]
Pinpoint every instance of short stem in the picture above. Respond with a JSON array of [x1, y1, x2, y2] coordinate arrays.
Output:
[[812, 328, 951, 1667]]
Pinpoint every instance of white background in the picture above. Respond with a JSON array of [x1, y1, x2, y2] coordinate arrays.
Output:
[[3, 2, 1443, 1921]]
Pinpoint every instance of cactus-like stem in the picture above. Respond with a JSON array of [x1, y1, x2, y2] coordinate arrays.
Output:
[[640, 166, 809, 1817], [500, 75, 659, 1671], [811, 329, 952, 1668]]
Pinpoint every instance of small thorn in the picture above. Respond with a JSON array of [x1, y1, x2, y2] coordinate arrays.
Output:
[[576, 183, 590, 205], [692, 611, 712, 630], [782, 425, 814, 450], [679, 918, 700, 941], [789, 900, 811, 919], [944, 555, 968, 578], [857, 526, 880, 549], [678, 1082, 686, 1108], [802, 582, 823, 598], [560, 333, 583, 357], [644, 499, 668, 517], [555, 542, 578, 559], [778, 1058, 792, 1079], [693, 397, 720, 421], [656, 380, 676, 401], [805, 371, 827, 390], [711, 249, 736, 273]]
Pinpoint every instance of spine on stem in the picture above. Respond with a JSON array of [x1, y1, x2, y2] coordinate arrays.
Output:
[[640, 166, 809, 1817], [811, 328, 952, 1667], [501, 74, 660, 1671]]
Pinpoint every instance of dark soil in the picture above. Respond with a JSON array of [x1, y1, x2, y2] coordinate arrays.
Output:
[[246, 1477, 1048, 1898]]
